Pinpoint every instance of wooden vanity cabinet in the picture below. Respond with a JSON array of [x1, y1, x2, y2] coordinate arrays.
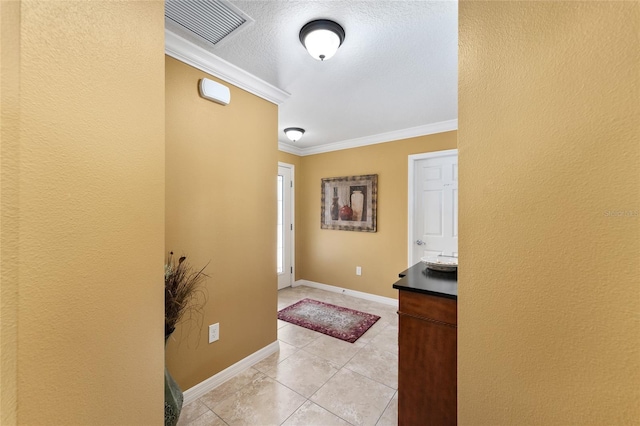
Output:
[[396, 281, 457, 425]]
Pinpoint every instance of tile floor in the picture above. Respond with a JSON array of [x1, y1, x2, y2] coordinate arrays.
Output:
[[178, 285, 399, 426]]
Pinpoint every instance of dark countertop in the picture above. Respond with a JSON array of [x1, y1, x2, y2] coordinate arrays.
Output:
[[392, 262, 458, 300]]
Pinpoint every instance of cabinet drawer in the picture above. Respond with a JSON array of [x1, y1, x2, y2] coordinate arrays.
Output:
[[399, 290, 457, 325]]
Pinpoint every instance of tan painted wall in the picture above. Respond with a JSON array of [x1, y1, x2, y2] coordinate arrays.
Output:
[[278, 151, 302, 170], [458, 2, 639, 424], [297, 133, 457, 299], [1, 2, 165, 424], [165, 57, 278, 389], [1, 2, 21, 424]]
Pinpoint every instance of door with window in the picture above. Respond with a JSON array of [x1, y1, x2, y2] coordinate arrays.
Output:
[[409, 150, 458, 265], [277, 163, 294, 289]]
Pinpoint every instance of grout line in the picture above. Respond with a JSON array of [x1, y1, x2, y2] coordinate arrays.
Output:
[[374, 389, 397, 426]]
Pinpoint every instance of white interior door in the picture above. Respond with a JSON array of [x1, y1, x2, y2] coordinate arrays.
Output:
[[277, 163, 294, 289], [409, 150, 458, 265]]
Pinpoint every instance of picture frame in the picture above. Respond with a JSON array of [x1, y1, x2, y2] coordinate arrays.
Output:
[[321, 174, 378, 232]]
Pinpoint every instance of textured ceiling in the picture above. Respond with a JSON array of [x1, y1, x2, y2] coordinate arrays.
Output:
[[167, 0, 458, 151]]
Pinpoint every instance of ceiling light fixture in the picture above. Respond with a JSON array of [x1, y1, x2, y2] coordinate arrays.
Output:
[[299, 19, 345, 61], [284, 127, 305, 142]]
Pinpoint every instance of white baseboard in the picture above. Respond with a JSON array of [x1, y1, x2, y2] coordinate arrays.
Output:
[[181, 340, 280, 405], [293, 279, 398, 308]]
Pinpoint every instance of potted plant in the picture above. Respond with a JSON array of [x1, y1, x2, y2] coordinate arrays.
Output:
[[164, 252, 208, 426]]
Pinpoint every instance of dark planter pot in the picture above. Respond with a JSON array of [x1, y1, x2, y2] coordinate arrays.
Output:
[[165, 331, 183, 426]]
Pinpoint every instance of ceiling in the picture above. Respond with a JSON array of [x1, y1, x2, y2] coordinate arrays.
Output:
[[165, 0, 458, 155]]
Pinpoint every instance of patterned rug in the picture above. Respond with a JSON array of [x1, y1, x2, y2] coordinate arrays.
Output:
[[278, 298, 380, 343]]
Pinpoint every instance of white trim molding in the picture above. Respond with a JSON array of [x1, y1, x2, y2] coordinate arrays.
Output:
[[165, 30, 290, 105], [278, 142, 305, 156], [294, 280, 398, 308], [279, 119, 458, 156], [407, 149, 458, 267], [182, 341, 279, 405]]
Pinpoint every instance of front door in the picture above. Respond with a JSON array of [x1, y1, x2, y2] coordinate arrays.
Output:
[[277, 164, 293, 289], [409, 150, 458, 265]]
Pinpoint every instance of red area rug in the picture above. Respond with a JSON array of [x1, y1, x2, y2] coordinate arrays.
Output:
[[278, 298, 380, 343]]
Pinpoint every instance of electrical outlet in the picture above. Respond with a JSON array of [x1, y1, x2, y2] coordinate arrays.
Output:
[[356, 266, 362, 276], [208, 323, 219, 343]]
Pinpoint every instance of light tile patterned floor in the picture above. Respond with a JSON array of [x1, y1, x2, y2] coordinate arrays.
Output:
[[178, 285, 399, 426]]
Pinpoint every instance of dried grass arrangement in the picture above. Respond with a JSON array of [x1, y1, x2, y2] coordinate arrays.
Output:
[[164, 252, 208, 338]]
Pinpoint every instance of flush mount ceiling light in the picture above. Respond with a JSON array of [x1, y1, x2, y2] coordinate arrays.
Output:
[[284, 127, 305, 142], [299, 19, 345, 61]]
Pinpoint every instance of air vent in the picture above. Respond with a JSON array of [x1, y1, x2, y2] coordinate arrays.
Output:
[[165, 0, 252, 46]]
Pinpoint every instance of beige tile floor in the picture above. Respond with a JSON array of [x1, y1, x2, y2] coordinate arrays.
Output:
[[178, 285, 399, 426]]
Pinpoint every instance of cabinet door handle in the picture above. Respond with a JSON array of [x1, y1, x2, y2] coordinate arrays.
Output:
[[416, 240, 425, 245]]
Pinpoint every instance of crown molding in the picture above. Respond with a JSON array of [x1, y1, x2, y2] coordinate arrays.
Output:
[[277, 142, 305, 156], [278, 119, 458, 156], [165, 30, 290, 105]]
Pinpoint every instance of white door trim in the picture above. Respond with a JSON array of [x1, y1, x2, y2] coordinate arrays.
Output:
[[278, 162, 295, 287], [407, 149, 458, 268]]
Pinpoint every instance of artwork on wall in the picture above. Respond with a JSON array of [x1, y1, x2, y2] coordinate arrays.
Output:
[[321, 174, 378, 232]]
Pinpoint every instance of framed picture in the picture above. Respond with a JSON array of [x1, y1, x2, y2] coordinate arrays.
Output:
[[321, 174, 378, 232]]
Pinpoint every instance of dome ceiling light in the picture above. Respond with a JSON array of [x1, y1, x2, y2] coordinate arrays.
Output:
[[299, 19, 345, 61], [284, 127, 305, 142]]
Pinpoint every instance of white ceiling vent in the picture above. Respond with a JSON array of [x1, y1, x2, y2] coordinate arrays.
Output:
[[165, 0, 254, 47]]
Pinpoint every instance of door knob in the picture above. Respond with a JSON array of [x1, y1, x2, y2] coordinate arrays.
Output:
[[416, 240, 425, 245]]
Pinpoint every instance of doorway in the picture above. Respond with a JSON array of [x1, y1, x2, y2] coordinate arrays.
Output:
[[408, 149, 458, 266], [277, 163, 294, 289]]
